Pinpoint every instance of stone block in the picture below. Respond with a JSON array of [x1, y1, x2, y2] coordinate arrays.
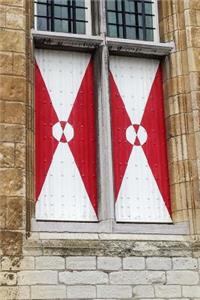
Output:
[[146, 257, 172, 270], [35, 256, 65, 270], [123, 257, 145, 270], [97, 257, 121, 271], [0, 168, 24, 196], [1, 101, 26, 125], [15, 143, 26, 168], [97, 285, 132, 298], [17, 270, 58, 285], [5, 196, 24, 229], [155, 285, 181, 298], [133, 285, 154, 298], [2, 256, 34, 271], [0, 272, 17, 285], [110, 271, 165, 285], [183, 286, 200, 297], [0, 286, 30, 299], [59, 271, 108, 285], [0, 30, 25, 52], [0, 0, 24, 6], [173, 257, 198, 270], [0, 231, 22, 256], [0, 124, 25, 143], [66, 256, 96, 270], [0, 142, 14, 167], [67, 285, 96, 299], [0, 75, 26, 101], [13, 53, 26, 76], [0, 52, 12, 74], [31, 285, 66, 299], [6, 8, 25, 30], [167, 270, 199, 285]]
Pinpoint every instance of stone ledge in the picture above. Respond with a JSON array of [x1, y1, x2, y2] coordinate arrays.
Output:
[[23, 238, 200, 258]]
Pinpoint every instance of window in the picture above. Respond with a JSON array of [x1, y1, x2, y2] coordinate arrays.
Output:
[[34, 0, 91, 34], [106, 0, 155, 41], [33, 0, 174, 230]]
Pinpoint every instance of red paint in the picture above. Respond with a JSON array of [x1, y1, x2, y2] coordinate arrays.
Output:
[[35, 62, 59, 200], [141, 65, 171, 214], [68, 60, 98, 214], [109, 72, 132, 200]]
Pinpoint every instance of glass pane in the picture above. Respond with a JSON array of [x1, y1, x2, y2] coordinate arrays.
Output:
[[54, 19, 62, 31], [37, 17, 47, 30], [125, 13, 135, 26], [37, 4, 47, 16], [108, 11, 117, 23], [139, 27, 144, 39], [108, 24, 118, 37], [61, 7, 68, 19], [118, 13, 123, 24], [138, 15, 143, 27], [76, 0, 85, 7], [137, 2, 142, 13], [117, 0, 122, 11], [126, 26, 136, 39], [76, 8, 85, 21], [106, 0, 116, 10], [124, 0, 135, 12], [145, 15, 153, 27], [54, 0, 66, 5], [146, 28, 154, 41], [145, 2, 153, 14], [54, 6, 62, 18], [119, 25, 123, 38], [76, 21, 86, 34]]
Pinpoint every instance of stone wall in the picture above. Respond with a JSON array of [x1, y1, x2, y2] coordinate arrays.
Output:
[[0, 234, 200, 299]]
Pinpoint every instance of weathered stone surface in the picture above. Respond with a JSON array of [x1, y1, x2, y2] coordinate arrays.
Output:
[[0, 286, 30, 300], [97, 257, 121, 271], [2, 256, 34, 270], [18, 270, 58, 285], [66, 256, 96, 270], [0, 101, 26, 124], [133, 285, 154, 298], [0, 231, 22, 256], [59, 271, 108, 285], [0, 30, 25, 52], [0, 168, 24, 196], [0, 75, 26, 101], [31, 285, 66, 299], [0, 0, 24, 6], [6, 8, 25, 30], [0, 52, 12, 74], [110, 271, 165, 285], [15, 143, 26, 168], [0, 272, 17, 285], [67, 285, 96, 299], [13, 53, 26, 76], [0, 142, 14, 167], [5, 196, 24, 229], [35, 256, 65, 270], [0, 124, 25, 142]]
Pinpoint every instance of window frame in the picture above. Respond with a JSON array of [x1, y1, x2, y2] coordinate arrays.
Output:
[[31, 0, 188, 235]]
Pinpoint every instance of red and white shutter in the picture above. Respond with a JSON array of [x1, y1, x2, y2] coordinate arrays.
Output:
[[110, 56, 172, 223], [35, 49, 97, 221]]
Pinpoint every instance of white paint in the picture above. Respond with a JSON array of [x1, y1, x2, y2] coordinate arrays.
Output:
[[110, 56, 172, 223], [115, 147, 172, 223], [126, 125, 148, 146], [35, 49, 90, 121], [110, 56, 158, 125], [36, 143, 97, 221], [35, 49, 97, 221]]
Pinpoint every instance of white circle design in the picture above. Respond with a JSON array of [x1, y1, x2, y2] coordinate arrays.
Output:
[[126, 124, 148, 146], [52, 121, 74, 143]]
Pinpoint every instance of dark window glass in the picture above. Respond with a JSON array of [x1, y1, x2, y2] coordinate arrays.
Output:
[[106, 0, 155, 41], [35, 0, 88, 34]]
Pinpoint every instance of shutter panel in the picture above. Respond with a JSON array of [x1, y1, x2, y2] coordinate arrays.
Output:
[[35, 49, 97, 221], [110, 56, 172, 223]]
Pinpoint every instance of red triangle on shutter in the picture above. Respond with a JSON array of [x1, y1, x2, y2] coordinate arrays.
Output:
[[68, 59, 98, 214], [109, 72, 133, 200], [141, 65, 171, 214], [35, 62, 59, 200]]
